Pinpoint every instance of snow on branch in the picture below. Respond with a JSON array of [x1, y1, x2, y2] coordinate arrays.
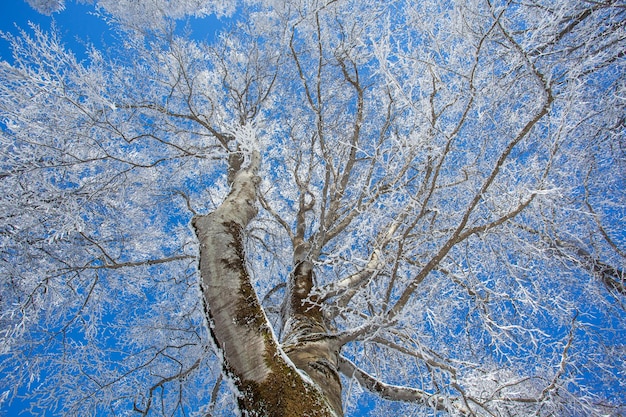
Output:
[[338, 356, 470, 415], [25, 0, 65, 15]]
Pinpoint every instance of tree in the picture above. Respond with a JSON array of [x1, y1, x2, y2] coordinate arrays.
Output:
[[1, 0, 624, 415]]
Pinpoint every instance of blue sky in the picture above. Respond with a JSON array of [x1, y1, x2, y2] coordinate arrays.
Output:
[[0, 1, 111, 63], [0, 1, 224, 64]]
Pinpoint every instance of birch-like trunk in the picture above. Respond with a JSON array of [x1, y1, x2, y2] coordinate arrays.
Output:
[[193, 151, 342, 417]]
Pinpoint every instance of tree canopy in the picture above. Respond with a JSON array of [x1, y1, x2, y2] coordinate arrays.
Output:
[[1, 0, 625, 416]]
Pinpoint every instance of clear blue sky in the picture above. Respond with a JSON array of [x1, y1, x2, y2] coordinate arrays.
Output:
[[0, 1, 112, 63], [0, 1, 223, 64]]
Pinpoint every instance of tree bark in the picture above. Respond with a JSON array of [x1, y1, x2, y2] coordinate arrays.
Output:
[[192, 151, 341, 417], [282, 241, 343, 416]]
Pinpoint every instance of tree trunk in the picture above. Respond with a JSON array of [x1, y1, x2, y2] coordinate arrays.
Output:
[[192, 151, 342, 417], [282, 242, 343, 415]]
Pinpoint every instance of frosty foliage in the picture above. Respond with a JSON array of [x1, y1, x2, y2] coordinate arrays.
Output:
[[1, 0, 625, 416], [25, 0, 66, 15], [90, 0, 238, 30], [26, 0, 238, 28]]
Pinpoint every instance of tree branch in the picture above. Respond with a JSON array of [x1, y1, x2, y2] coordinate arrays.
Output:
[[338, 356, 470, 415]]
